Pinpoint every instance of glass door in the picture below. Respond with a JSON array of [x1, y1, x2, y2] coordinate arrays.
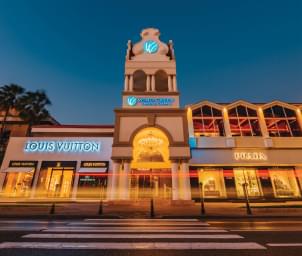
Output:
[[234, 168, 262, 197], [130, 169, 172, 199], [47, 168, 74, 198]]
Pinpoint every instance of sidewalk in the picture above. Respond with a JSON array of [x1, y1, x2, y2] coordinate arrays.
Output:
[[0, 199, 302, 218]]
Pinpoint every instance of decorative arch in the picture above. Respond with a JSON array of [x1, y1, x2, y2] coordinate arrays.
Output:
[[131, 126, 171, 169], [155, 70, 168, 92], [133, 70, 147, 92]]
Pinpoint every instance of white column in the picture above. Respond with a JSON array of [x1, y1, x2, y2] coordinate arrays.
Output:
[[129, 75, 133, 92], [180, 161, 191, 200], [119, 161, 130, 200], [107, 161, 120, 200], [146, 75, 151, 92], [257, 107, 269, 138], [71, 161, 81, 199], [168, 75, 173, 92], [187, 107, 194, 138], [222, 108, 232, 138], [171, 161, 179, 200], [30, 161, 42, 198], [296, 109, 302, 132], [124, 75, 129, 91], [172, 75, 177, 91], [151, 75, 155, 91]]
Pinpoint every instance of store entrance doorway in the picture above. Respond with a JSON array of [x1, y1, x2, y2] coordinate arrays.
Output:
[[47, 168, 74, 198], [130, 168, 172, 199], [37, 161, 76, 198]]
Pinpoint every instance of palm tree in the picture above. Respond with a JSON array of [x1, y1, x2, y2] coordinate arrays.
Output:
[[17, 90, 51, 136], [0, 84, 25, 136]]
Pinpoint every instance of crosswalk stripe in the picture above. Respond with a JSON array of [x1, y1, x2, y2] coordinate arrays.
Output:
[[42, 228, 228, 233], [231, 229, 302, 232], [84, 218, 199, 222], [267, 243, 302, 247], [0, 242, 266, 250], [23, 233, 242, 239], [67, 222, 210, 226], [0, 228, 43, 231]]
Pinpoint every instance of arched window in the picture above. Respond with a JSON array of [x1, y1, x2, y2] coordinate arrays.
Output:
[[228, 105, 261, 136], [155, 70, 168, 92], [133, 70, 146, 92], [192, 105, 225, 137], [263, 105, 302, 137]]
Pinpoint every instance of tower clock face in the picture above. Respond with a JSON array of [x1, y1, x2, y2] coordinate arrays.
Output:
[[143, 40, 159, 54]]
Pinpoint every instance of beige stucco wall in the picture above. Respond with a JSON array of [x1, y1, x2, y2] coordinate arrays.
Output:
[[156, 117, 184, 142], [118, 117, 147, 142]]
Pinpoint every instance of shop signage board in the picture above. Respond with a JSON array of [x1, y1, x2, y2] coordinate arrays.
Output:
[[123, 95, 179, 108], [24, 140, 101, 153], [80, 161, 109, 168], [9, 161, 37, 168], [233, 152, 268, 161]]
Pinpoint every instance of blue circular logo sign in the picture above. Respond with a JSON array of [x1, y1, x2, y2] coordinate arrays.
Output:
[[143, 40, 159, 54], [127, 96, 137, 106]]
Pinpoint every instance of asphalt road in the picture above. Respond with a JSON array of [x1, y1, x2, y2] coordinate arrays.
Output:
[[0, 218, 302, 255]]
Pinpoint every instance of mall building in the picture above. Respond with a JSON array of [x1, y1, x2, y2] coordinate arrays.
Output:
[[1, 28, 302, 201]]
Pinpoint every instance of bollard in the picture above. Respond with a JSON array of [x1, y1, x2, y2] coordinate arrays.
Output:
[[150, 198, 155, 218], [49, 202, 55, 215], [98, 200, 103, 215], [199, 182, 206, 217]]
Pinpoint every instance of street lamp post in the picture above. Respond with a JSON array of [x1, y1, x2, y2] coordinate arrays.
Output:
[[199, 182, 205, 216], [242, 182, 252, 215]]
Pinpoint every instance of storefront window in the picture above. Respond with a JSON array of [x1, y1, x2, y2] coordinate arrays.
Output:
[[198, 168, 226, 198], [269, 168, 300, 198], [192, 105, 225, 137], [77, 174, 107, 198], [234, 168, 262, 197], [228, 105, 261, 136], [3, 171, 34, 197], [37, 167, 74, 198], [264, 105, 302, 137]]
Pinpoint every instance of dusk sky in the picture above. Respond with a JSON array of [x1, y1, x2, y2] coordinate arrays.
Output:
[[0, 0, 301, 124]]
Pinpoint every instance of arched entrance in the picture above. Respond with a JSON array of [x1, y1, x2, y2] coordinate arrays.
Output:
[[130, 127, 172, 199]]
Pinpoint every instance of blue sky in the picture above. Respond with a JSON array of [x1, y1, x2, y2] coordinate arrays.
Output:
[[0, 0, 301, 124]]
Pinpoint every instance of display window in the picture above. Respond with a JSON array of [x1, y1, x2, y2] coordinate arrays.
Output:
[[77, 174, 107, 198], [269, 168, 300, 198], [3, 171, 34, 197], [197, 168, 226, 198], [234, 168, 263, 197]]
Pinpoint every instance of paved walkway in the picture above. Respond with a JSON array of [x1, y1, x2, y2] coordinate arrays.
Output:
[[0, 200, 302, 218]]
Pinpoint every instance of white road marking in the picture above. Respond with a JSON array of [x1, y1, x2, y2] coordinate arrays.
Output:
[[267, 243, 302, 247], [67, 222, 210, 226], [84, 218, 199, 222], [42, 228, 228, 233], [231, 229, 302, 232], [23, 233, 242, 239], [0, 228, 43, 231], [0, 220, 64, 224], [210, 221, 302, 224], [0, 242, 266, 250], [43, 226, 221, 230]]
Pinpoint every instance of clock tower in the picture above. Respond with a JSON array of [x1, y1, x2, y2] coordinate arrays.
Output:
[[108, 28, 191, 202]]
